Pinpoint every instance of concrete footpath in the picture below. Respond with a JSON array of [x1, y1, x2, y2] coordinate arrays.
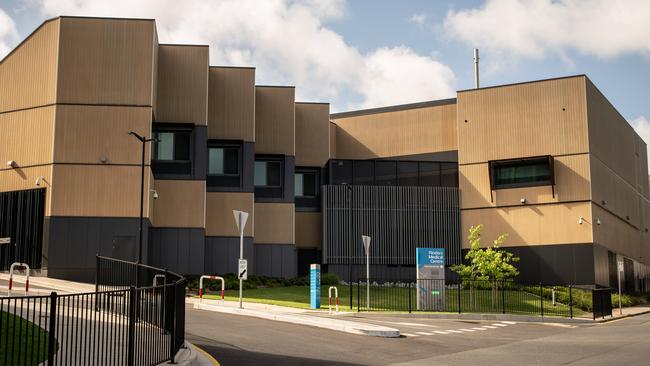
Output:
[[190, 298, 401, 338]]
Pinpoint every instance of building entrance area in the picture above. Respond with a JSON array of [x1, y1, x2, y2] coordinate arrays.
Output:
[[0, 188, 46, 270]]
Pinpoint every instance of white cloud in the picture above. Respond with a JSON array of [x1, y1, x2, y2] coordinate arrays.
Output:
[[444, 0, 650, 60], [629, 116, 650, 170], [0, 8, 19, 59], [16, 0, 455, 110], [359, 46, 455, 108], [409, 13, 427, 26]]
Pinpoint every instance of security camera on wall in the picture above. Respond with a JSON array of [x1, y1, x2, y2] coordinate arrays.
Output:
[[578, 217, 584, 225], [7, 160, 16, 168]]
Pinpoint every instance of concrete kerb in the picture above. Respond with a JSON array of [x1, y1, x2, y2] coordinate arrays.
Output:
[[192, 300, 400, 338], [173, 342, 219, 366]]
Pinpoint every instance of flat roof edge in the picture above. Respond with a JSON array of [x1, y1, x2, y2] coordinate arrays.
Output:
[[330, 98, 457, 119], [457, 74, 587, 93]]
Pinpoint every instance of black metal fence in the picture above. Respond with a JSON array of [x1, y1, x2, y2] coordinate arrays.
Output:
[[0, 255, 186, 365], [352, 279, 612, 319]]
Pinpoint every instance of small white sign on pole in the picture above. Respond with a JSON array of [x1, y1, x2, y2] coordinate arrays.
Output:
[[362, 235, 371, 310], [233, 210, 249, 234], [617, 260, 624, 272], [0, 238, 10, 245], [238, 259, 248, 280]]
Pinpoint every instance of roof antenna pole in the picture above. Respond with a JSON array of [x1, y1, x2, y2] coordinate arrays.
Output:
[[473, 48, 480, 89]]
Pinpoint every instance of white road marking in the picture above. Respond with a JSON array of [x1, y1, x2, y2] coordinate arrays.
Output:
[[493, 323, 508, 327], [471, 327, 487, 331], [459, 328, 476, 332], [370, 320, 439, 328], [501, 321, 517, 325], [484, 325, 498, 329], [433, 331, 450, 335], [401, 333, 419, 337], [446, 330, 463, 333], [415, 332, 433, 336]]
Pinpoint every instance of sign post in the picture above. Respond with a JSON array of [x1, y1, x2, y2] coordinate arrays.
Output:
[[617, 258, 624, 315], [310, 264, 321, 309], [416, 248, 445, 311], [362, 235, 371, 310], [233, 210, 249, 309]]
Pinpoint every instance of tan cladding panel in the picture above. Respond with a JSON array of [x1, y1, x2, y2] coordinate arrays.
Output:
[[255, 87, 295, 155], [205, 192, 254, 237], [152, 180, 205, 228], [461, 202, 593, 248], [50, 165, 151, 218], [295, 104, 330, 167], [591, 156, 641, 229], [57, 17, 154, 106], [208, 67, 255, 141], [0, 166, 53, 215], [0, 106, 55, 168], [254, 203, 294, 244], [593, 204, 644, 262], [295, 212, 321, 249], [0, 19, 59, 113], [586, 79, 649, 199], [332, 103, 457, 160], [156, 45, 208, 124], [460, 154, 591, 209], [53, 105, 152, 165], [457, 76, 589, 165]]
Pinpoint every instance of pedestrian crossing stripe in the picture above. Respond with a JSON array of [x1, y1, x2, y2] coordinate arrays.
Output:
[[415, 331, 433, 335], [493, 323, 507, 327], [433, 331, 449, 335]]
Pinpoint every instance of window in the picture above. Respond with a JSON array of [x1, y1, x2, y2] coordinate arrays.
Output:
[[151, 125, 193, 176], [397, 161, 419, 186], [207, 142, 241, 189], [353, 161, 374, 185], [255, 157, 284, 199], [296, 168, 320, 210], [330, 160, 353, 185], [419, 162, 440, 186], [489, 156, 554, 189], [440, 162, 458, 187], [375, 161, 397, 186]]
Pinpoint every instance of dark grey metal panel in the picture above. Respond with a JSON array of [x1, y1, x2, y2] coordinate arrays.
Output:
[[322, 185, 461, 267], [254, 243, 296, 278], [242, 142, 255, 193], [46, 216, 151, 283], [148, 227, 205, 275], [194, 125, 207, 180], [204, 236, 254, 275]]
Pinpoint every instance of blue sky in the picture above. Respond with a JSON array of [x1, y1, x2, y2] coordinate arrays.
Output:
[[1, 0, 649, 139]]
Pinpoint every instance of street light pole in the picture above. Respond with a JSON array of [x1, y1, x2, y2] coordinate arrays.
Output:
[[128, 131, 156, 283], [342, 183, 353, 309]]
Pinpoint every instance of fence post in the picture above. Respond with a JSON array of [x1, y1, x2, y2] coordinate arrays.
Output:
[[408, 281, 412, 313], [457, 282, 461, 314], [357, 280, 360, 312], [169, 281, 177, 363], [48, 292, 58, 364], [569, 285, 573, 319], [128, 286, 136, 366], [539, 283, 544, 316], [501, 280, 505, 314], [95, 255, 100, 311]]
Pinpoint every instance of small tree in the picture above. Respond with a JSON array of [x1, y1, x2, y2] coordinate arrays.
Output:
[[451, 225, 519, 308]]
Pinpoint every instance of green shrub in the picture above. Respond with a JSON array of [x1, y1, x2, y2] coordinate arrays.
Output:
[[321, 273, 341, 286]]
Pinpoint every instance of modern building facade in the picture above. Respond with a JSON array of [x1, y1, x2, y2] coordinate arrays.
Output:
[[1, 17, 648, 292]]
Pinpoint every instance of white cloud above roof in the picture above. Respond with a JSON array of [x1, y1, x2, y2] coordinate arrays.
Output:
[[0, 8, 19, 58]]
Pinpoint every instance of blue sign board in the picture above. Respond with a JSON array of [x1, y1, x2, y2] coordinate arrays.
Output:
[[416, 248, 445, 268], [310, 264, 321, 309]]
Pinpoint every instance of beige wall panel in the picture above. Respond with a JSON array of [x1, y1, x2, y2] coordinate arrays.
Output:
[[57, 18, 154, 106], [208, 67, 255, 141], [0, 166, 53, 215], [333, 103, 457, 159], [152, 180, 205, 228], [50, 165, 151, 218], [295, 212, 321, 248], [53, 105, 152, 164], [461, 202, 593, 249], [329, 122, 337, 159], [205, 192, 254, 237], [591, 156, 641, 229], [457, 76, 589, 165], [0, 19, 59, 113], [254, 203, 294, 244], [255, 87, 295, 155], [460, 154, 591, 209], [586, 79, 648, 198], [592, 204, 643, 261], [156, 45, 208, 124], [295, 103, 330, 167], [0, 106, 55, 168]]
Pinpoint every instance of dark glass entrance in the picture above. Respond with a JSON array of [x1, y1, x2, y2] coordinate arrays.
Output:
[[0, 188, 46, 270]]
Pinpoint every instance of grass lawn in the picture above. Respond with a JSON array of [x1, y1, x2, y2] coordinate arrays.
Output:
[[0, 311, 51, 365], [199, 284, 584, 317]]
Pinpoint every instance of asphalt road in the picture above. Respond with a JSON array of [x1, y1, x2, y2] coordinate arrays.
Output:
[[185, 306, 650, 366]]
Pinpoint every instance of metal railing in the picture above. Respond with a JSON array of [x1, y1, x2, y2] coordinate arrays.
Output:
[[353, 278, 612, 319], [0, 255, 186, 365]]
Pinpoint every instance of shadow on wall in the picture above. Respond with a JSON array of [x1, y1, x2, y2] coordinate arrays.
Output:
[[333, 127, 379, 160]]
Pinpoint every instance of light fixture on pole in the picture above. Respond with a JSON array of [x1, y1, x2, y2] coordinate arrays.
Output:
[[233, 210, 249, 309], [362, 235, 371, 311]]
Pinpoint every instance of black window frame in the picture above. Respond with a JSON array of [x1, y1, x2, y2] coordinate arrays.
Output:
[[207, 140, 242, 190], [489, 155, 555, 190], [328, 159, 458, 188], [254, 155, 285, 199], [151, 123, 194, 178], [295, 167, 321, 211]]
